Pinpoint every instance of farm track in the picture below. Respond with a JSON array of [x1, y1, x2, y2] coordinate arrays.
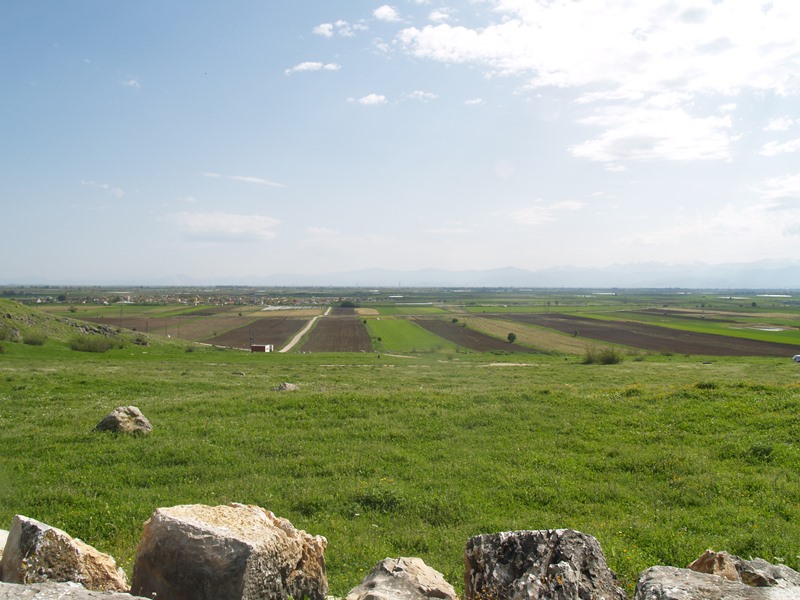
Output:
[[299, 316, 372, 352], [499, 313, 800, 356], [413, 318, 538, 353], [207, 317, 308, 349]]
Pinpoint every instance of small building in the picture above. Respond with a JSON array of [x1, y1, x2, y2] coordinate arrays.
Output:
[[250, 344, 274, 353]]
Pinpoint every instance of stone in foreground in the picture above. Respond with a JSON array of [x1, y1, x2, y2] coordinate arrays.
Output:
[[0, 515, 128, 592], [346, 557, 457, 600], [94, 406, 153, 434], [464, 529, 626, 600], [131, 503, 327, 600], [0, 581, 147, 599], [688, 549, 800, 588], [634, 565, 800, 599]]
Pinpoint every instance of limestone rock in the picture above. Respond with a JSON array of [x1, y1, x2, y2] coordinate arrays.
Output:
[[94, 406, 152, 435], [276, 382, 299, 392], [0, 581, 147, 599], [633, 565, 800, 599], [346, 557, 457, 600], [0, 515, 128, 592], [463, 529, 626, 600], [131, 503, 328, 600], [688, 550, 800, 588]]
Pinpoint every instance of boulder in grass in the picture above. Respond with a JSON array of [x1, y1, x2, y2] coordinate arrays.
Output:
[[688, 549, 800, 588], [0, 581, 148, 599], [346, 557, 457, 600], [131, 503, 328, 600], [464, 529, 626, 600], [276, 382, 299, 392], [94, 406, 152, 435], [0, 515, 128, 593]]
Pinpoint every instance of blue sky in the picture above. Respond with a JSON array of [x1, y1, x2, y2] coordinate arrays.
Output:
[[3, 1, 800, 284]]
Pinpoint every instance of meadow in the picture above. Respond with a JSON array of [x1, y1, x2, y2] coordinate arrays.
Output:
[[2, 293, 800, 596]]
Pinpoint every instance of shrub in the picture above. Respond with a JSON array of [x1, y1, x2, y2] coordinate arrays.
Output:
[[582, 346, 623, 365], [69, 335, 120, 353], [23, 332, 47, 346]]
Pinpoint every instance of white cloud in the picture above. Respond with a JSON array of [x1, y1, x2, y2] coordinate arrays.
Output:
[[81, 180, 124, 198], [374, 5, 402, 22], [428, 10, 451, 23], [285, 61, 341, 75], [765, 117, 798, 132], [354, 93, 387, 106], [570, 97, 736, 163], [121, 78, 140, 89], [464, 98, 484, 106], [394, 0, 800, 164], [407, 90, 438, 102], [313, 23, 334, 37], [169, 211, 279, 242], [203, 172, 286, 188], [760, 138, 800, 157]]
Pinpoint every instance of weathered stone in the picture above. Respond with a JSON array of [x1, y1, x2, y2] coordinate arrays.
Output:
[[0, 528, 8, 576], [131, 503, 327, 600], [94, 406, 152, 435], [634, 565, 800, 599], [276, 382, 299, 391], [0, 581, 147, 599], [688, 550, 800, 588], [463, 529, 626, 600], [346, 557, 457, 600], [0, 515, 128, 592]]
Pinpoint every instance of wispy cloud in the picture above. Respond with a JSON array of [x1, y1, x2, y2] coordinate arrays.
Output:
[[407, 90, 438, 102], [754, 173, 800, 200], [511, 200, 584, 226], [81, 180, 124, 198], [760, 138, 800, 157], [314, 19, 362, 38], [203, 172, 286, 188], [121, 78, 140, 90], [765, 117, 798, 132], [350, 93, 387, 106], [285, 61, 341, 75], [168, 211, 280, 242]]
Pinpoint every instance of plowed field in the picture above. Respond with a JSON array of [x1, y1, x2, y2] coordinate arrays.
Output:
[[300, 317, 372, 352], [500, 313, 799, 356], [207, 318, 308, 349], [413, 318, 537, 353]]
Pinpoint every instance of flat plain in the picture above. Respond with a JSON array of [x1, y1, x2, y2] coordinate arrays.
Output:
[[2, 289, 800, 596]]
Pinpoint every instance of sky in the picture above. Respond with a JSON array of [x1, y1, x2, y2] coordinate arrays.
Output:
[[3, 0, 800, 284]]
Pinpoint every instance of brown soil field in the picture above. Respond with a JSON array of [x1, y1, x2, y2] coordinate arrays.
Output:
[[355, 308, 379, 316], [299, 318, 372, 352], [500, 313, 799, 356], [413, 318, 538, 353], [83, 315, 248, 341], [330, 307, 357, 316], [207, 318, 309, 349]]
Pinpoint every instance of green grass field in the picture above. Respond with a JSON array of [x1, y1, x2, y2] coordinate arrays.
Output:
[[365, 317, 459, 353], [2, 297, 800, 596]]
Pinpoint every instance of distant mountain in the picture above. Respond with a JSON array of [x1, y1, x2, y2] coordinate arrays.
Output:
[[5, 261, 800, 290]]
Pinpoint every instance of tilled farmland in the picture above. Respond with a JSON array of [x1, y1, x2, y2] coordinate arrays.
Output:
[[499, 312, 799, 356], [299, 317, 372, 352], [413, 318, 538, 353]]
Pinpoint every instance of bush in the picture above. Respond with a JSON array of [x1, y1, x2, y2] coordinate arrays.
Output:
[[69, 335, 120, 353], [582, 346, 623, 365], [23, 332, 47, 346]]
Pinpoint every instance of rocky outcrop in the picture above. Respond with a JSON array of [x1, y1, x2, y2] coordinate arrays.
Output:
[[276, 382, 299, 391], [130, 503, 328, 600], [463, 528, 626, 600], [346, 557, 457, 600], [0, 515, 128, 592], [94, 406, 152, 435], [0, 581, 147, 599]]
